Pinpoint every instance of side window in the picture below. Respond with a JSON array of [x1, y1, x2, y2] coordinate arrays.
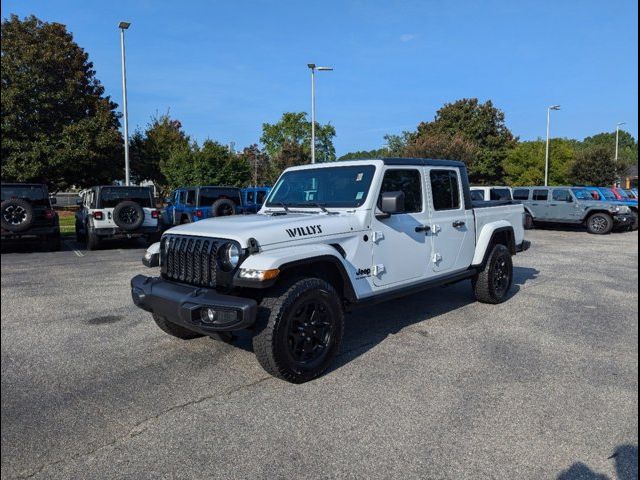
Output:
[[379, 169, 423, 213], [178, 191, 187, 204], [513, 189, 530, 200], [533, 189, 549, 201], [430, 170, 461, 211], [471, 190, 485, 201], [552, 189, 571, 202], [257, 190, 267, 204], [186, 190, 196, 205], [246, 191, 255, 204], [490, 188, 512, 201]]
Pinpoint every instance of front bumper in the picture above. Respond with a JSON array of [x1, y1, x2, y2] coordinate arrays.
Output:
[[131, 275, 257, 333], [613, 213, 636, 226]]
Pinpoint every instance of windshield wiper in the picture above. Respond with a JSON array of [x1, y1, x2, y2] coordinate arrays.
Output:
[[278, 202, 290, 213]]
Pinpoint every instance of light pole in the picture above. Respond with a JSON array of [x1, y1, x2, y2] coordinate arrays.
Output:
[[544, 105, 561, 186], [615, 122, 626, 163], [119, 21, 131, 185], [307, 64, 333, 164]]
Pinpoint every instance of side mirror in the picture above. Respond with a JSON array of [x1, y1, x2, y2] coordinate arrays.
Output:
[[566, 196, 573, 203], [49, 197, 57, 205], [379, 191, 405, 217], [75, 198, 83, 206]]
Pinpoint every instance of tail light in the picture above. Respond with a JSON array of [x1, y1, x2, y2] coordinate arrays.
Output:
[[195, 209, 203, 218], [151, 210, 160, 219], [93, 211, 104, 220], [44, 209, 56, 220]]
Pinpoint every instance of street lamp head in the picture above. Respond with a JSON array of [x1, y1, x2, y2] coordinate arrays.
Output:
[[118, 21, 131, 30], [617, 122, 627, 127], [317, 66, 333, 71], [307, 63, 316, 69], [549, 105, 561, 110]]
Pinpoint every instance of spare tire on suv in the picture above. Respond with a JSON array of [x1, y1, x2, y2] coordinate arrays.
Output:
[[113, 201, 145, 231], [1, 198, 35, 233], [211, 198, 236, 217]]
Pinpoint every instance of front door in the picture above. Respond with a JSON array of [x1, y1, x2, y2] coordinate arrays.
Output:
[[371, 168, 431, 287], [549, 188, 577, 221], [425, 168, 475, 274]]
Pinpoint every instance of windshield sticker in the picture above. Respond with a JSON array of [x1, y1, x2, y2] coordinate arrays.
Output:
[[355, 192, 364, 200], [356, 173, 364, 182]]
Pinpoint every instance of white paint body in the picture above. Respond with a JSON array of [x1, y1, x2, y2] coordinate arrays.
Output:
[[155, 160, 526, 300]]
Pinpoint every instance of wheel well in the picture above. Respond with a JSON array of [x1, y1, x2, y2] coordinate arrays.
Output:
[[583, 210, 612, 222], [273, 257, 356, 304], [481, 228, 516, 268]]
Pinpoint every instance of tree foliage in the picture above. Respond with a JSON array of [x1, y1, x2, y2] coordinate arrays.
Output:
[[404, 132, 478, 170], [260, 112, 336, 165], [239, 144, 271, 185], [1, 15, 122, 190], [503, 139, 577, 186], [570, 145, 619, 186]]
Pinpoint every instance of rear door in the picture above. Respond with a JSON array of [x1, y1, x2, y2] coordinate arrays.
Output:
[[530, 189, 550, 220], [425, 168, 475, 274]]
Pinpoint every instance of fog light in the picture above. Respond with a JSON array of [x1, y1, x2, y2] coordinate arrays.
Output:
[[199, 307, 238, 325]]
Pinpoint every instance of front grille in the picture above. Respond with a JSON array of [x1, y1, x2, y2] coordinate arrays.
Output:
[[161, 235, 233, 288]]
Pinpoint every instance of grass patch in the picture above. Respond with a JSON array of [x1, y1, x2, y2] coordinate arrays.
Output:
[[58, 211, 75, 236]]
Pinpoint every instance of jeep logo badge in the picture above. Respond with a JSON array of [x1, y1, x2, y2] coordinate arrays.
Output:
[[285, 225, 323, 238]]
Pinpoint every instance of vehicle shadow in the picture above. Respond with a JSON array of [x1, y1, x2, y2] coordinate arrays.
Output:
[[231, 267, 540, 369], [1, 236, 149, 254], [532, 223, 635, 235], [556, 444, 637, 480]]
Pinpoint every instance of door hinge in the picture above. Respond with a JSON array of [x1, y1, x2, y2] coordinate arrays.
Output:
[[432, 253, 442, 264], [373, 231, 385, 243], [431, 224, 441, 234], [372, 264, 385, 276]]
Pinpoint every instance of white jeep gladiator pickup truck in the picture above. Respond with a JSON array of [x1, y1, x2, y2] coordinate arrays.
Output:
[[131, 158, 530, 383]]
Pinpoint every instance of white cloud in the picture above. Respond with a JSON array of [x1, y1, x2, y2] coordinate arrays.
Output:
[[399, 33, 417, 42]]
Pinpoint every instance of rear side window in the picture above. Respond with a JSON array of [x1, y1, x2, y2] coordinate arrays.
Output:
[[490, 188, 512, 201], [533, 189, 549, 201], [256, 190, 268, 204], [379, 169, 423, 213], [470, 190, 485, 201], [513, 189, 530, 200], [199, 188, 241, 206], [430, 170, 461, 211], [98, 187, 152, 208]]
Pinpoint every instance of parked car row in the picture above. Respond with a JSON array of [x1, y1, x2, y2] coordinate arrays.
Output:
[[470, 185, 638, 235], [1, 183, 271, 251]]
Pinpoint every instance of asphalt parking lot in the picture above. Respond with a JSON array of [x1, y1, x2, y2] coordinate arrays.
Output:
[[1, 229, 638, 480]]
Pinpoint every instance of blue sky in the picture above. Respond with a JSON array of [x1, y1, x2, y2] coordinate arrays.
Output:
[[3, 0, 638, 156]]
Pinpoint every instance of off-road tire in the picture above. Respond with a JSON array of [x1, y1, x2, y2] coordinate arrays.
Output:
[[524, 213, 535, 230], [211, 198, 236, 217], [113, 201, 145, 231], [86, 227, 101, 250], [1, 198, 35, 233], [473, 243, 513, 304], [180, 215, 191, 224], [152, 314, 204, 339], [252, 278, 344, 383], [586, 213, 613, 235]]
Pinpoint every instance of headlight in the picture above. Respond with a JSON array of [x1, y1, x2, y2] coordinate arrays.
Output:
[[220, 243, 240, 271], [618, 206, 631, 214], [608, 205, 621, 213]]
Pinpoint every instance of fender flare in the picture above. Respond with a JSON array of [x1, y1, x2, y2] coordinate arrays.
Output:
[[471, 222, 516, 267], [234, 244, 357, 302]]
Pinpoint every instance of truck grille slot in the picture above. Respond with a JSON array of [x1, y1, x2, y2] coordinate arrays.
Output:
[[161, 235, 223, 288]]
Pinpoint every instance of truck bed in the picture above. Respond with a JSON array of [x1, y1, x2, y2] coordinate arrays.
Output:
[[472, 201, 526, 247]]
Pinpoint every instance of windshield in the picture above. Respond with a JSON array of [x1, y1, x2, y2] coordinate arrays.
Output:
[[1, 185, 49, 206], [616, 189, 630, 199], [572, 188, 594, 201], [266, 165, 376, 208], [98, 187, 152, 208]]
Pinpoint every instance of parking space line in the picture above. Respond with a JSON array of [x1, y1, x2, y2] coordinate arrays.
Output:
[[64, 241, 85, 257]]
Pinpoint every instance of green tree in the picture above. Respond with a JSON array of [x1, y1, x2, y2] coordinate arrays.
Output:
[[337, 148, 389, 161], [570, 145, 618, 186], [503, 139, 577, 186], [404, 132, 478, 170], [240, 144, 271, 185], [260, 112, 336, 164], [581, 130, 638, 170], [1, 15, 122, 190], [410, 98, 517, 183]]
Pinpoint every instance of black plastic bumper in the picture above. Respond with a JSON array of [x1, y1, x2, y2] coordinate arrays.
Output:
[[516, 240, 531, 253], [613, 213, 636, 226], [96, 226, 159, 238], [131, 275, 257, 333]]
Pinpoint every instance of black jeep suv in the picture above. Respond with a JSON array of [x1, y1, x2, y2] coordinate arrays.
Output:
[[1, 183, 61, 251]]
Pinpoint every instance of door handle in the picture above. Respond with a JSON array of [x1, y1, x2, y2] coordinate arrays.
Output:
[[453, 220, 466, 228], [415, 225, 431, 233]]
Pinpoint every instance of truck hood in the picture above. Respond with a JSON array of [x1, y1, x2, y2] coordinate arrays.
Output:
[[164, 213, 355, 248]]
